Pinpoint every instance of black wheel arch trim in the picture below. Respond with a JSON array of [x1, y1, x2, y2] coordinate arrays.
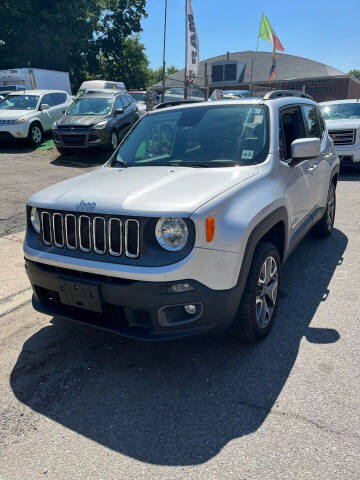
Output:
[[235, 206, 289, 306]]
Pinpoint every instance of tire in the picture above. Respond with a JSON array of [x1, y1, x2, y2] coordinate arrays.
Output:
[[311, 183, 336, 238], [27, 122, 43, 146], [108, 130, 118, 151], [229, 241, 281, 342]]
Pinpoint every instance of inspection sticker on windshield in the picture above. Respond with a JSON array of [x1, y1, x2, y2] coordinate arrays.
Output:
[[242, 150, 254, 160], [253, 115, 264, 124]]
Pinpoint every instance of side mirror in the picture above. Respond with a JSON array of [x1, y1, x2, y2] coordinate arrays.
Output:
[[291, 138, 321, 161], [39, 103, 50, 111], [114, 108, 124, 115]]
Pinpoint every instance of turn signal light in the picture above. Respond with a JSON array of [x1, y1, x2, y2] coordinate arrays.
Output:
[[206, 217, 215, 242]]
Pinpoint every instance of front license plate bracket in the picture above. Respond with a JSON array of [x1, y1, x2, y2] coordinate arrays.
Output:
[[58, 280, 102, 313]]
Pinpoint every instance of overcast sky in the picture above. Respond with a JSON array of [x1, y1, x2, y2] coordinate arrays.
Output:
[[141, 0, 359, 73]]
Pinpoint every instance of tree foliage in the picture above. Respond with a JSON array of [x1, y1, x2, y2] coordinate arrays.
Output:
[[349, 69, 360, 81], [0, 0, 148, 90], [148, 65, 179, 86]]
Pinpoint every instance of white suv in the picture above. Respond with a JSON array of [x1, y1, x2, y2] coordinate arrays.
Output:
[[24, 91, 339, 342], [320, 99, 360, 166], [0, 90, 72, 146]]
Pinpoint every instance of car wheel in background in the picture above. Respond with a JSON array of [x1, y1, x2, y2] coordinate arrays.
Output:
[[108, 131, 118, 151], [27, 123, 43, 146], [311, 183, 336, 237], [229, 241, 281, 342]]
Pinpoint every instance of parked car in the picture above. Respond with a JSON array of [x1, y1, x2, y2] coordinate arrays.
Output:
[[0, 90, 72, 145], [0, 68, 71, 94], [52, 91, 139, 153], [162, 87, 204, 102], [77, 80, 126, 97], [320, 99, 360, 166], [24, 90, 339, 342], [128, 90, 147, 116]]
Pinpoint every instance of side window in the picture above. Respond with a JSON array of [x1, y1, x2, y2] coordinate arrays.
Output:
[[302, 105, 321, 139], [50, 93, 67, 106], [41, 94, 53, 107], [114, 96, 123, 111], [279, 107, 305, 161], [120, 95, 128, 108]]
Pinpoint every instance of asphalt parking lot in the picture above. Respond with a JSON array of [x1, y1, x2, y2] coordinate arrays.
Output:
[[0, 145, 359, 480]]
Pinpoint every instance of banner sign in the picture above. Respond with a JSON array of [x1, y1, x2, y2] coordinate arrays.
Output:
[[185, 0, 199, 84]]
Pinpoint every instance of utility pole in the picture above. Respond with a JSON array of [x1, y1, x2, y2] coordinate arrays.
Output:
[[161, 0, 168, 103]]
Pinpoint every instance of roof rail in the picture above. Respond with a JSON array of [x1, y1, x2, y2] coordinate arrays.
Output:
[[263, 90, 313, 100], [153, 99, 203, 110]]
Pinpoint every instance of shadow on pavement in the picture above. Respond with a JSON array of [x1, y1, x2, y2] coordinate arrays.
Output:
[[10, 228, 347, 466]]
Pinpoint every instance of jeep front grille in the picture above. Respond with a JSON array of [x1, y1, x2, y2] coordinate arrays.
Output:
[[328, 129, 356, 145], [40, 211, 140, 259]]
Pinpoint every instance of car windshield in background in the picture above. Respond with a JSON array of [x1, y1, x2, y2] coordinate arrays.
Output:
[[321, 103, 360, 120], [110, 104, 269, 168], [0, 94, 39, 110], [67, 97, 113, 115], [130, 93, 146, 103], [223, 90, 251, 100]]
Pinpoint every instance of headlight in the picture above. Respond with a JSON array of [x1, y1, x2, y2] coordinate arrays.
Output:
[[13, 117, 28, 124], [155, 217, 189, 251], [91, 121, 108, 129], [30, 207, 40, 234]]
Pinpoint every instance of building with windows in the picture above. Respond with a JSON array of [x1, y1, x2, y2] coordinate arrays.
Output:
[[155, 51, 360, 102]]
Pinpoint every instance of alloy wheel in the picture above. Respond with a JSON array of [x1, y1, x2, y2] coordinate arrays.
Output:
[[256, 256, 279, 328], [32, 126, 42, 144], [111, 132, 118, 150], [327, 187, 335, 230]]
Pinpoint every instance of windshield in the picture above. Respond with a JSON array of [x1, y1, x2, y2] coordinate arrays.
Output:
[[0, 94, 39, 110], [320, 103, 360, 120], [67, 97, 113, 115], [223, 90, 250, 100], [110, 105, 269, 168], [130, 93, 146, 103]]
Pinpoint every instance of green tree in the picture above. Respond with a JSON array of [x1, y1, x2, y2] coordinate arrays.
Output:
[[148, 65, 179, 86], [0, 0, 148, 91], [349, 69, 360, 81]]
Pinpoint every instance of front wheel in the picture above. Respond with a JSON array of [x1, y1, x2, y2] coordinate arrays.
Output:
[[229, 241, 281, 342], [27, 123, 43, 146], [108, 131, 118, 151], [311, 183, 336, 237]]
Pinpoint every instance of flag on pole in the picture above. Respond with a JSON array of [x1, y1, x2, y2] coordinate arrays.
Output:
[[269, 46, 277, 81], [259, 13, 285, 52], [185, 0, 199, 84]]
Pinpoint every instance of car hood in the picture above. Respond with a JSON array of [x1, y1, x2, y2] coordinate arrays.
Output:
[[28, 165, 259, 217], [0, 109, 34, 120], [325, 118, 360, 130], [57, 114, 109, 127]]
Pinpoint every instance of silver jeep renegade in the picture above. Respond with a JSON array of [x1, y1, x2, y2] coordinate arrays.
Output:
[[24, 90, 339, 342]]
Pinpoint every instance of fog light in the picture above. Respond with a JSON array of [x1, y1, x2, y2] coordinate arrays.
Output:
[[184, 304, 196, 315], [168, 283, 193, 293]]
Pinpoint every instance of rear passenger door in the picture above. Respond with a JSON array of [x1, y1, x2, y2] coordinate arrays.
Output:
[[279, 106, 317, 241], [301, 104, 329, 211]]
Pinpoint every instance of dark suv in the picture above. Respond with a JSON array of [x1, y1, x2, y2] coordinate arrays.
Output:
[[52, 92, 139, 153]]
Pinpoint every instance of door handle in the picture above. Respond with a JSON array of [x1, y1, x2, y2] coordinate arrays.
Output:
[[307, 165, 318, 172]]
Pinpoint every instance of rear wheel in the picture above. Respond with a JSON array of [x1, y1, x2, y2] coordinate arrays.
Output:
[[27, 123, 43, 146], [229, 241, 281, 342], [311, 183, 336, 237]]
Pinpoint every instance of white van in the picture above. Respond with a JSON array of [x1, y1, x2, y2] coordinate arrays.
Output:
[[77, 80, 126, 97]]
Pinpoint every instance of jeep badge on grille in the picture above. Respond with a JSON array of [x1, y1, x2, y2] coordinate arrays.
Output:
[[76, 200, 96, 210]]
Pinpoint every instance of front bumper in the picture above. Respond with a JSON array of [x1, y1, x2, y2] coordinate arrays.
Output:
[[0, 123, 28, 140], [26, 259, 240, 341], [334, 143, 360, 164], [53, 127, 110, 149]]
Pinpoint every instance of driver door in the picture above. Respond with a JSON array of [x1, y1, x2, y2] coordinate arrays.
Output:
[[279, 106, 317, 243], [39, 93, 54, 131]]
